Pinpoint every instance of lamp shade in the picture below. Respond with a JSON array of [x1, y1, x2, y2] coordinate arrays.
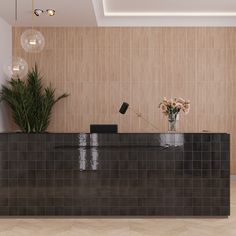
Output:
[[119, 102, 129, 114], [21, 29, 45, 53], [3, 57, 28, 79]]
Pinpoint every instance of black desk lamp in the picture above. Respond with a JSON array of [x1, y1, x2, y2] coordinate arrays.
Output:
[[119, 102, 158, 131]]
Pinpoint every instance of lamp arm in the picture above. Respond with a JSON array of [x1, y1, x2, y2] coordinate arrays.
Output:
[[129, 107, 158, 131]]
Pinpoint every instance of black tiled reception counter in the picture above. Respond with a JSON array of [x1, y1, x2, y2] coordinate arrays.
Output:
[[0, 133, 230, 216]]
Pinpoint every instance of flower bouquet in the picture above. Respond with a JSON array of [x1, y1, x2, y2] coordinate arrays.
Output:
[[159, 97, 190, 132]]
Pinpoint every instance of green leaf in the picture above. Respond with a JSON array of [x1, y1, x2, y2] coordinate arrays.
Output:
[[0, 64, 69, 133]]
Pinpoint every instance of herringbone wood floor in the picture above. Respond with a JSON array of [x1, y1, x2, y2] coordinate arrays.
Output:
[[0, 182, 235, 236]]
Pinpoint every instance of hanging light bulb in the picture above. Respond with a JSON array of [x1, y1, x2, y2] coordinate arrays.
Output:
[[3, 57, 28, 79], [21, 29, 45, 53], [4, 1, 29, 80], [21, 0, 45, 53]]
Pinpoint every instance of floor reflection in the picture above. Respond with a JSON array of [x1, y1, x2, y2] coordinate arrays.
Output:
[[160, 133, 184, 147], [78, 133, 99, 171]]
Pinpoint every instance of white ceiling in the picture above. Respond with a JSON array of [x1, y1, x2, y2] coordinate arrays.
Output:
[[96, 0, 236, 26], [0, 0, 97, 26], [1, 0, 236, 26], [104, 0, 236, 15]]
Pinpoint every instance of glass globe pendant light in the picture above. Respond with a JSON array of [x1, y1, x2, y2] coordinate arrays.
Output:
[[21, 0, 45, 53], [3, 57, 28, 79], [21, 29, 45, 53], [2, 1, 28, 80]]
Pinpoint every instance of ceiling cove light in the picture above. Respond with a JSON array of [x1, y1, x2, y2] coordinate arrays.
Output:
[[21, 0, 45, 53], [103, 12, 236, 17], [102, 0, 236, 17]]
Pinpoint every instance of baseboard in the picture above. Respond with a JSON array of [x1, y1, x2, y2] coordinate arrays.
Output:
[[231, 175, 236, 181]]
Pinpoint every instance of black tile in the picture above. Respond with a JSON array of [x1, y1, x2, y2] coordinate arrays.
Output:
[[202, 134, 211, 142], [192, 152, 201, 161], [175, 152, 184, 161], [212, 143, 221, 152], [184, 207, 193, 215], [221, 170, 230, 178], [193, 207, 202, 216], [193, 134, 201, 142], [193, 143, 202, 151], [0, 207, 9, 215], [193, 161, 201, 169], [8, 134, 28, 143], [221, 143, 230, 152], [184, 161, 192, 170], [202, 152, 212, 161], [184, 169, 193, 178], [221, 152, 229, 161], [221, 161, 229, 170], [212, 134, 221, 142], [212, 170, 221, 178], [221, 134, 230, 142], [0, 134, 8, 143], [221, 179, 230, 188], [184, 134, 192, 143], [212, 179, 221, 188], [0, 133, 229, 216], [184, 143, 192, 152], [175, 179, 184, 188], [192, 198, 202, 206], [201, 207, 212, 216], [175, 161, 184, 169], [202, 170, 212, 178], [166, 161, 175, 169], [184, 152, 192, 160]]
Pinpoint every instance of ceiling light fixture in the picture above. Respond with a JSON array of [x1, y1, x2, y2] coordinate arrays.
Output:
[[34, 8, 56, 17], [21, 29, 45, 53], [21, 0, 45, 53], [3, 0, 28, 79], [3, 57, 28, 79], [34, 9, 44, 16], [46, 9, 56, 16]]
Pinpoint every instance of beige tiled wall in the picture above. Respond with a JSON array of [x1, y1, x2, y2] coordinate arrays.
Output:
[[12, 27, 236, 173]]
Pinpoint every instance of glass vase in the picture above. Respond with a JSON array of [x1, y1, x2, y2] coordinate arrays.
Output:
[[168, 113, 178, 132]]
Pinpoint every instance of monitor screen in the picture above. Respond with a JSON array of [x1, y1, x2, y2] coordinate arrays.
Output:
[[90, 124, 118, 133]]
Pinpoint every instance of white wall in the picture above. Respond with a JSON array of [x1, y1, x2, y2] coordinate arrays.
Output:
[[0, 17, 12, 131]]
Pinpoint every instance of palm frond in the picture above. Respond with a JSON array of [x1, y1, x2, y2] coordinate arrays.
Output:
[[0, 64, 69, 133]]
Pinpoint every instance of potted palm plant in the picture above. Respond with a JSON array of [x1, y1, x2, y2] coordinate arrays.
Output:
[[0, 64, 69, 133]]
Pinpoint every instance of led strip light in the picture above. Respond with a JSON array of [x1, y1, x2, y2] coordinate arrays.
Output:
[[103, 0, 236, 17], [104, 12, 236, 17]]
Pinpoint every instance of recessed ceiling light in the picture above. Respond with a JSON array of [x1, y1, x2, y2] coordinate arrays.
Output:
[[46, 9, 56, 16], [34, 9, 44, 16]]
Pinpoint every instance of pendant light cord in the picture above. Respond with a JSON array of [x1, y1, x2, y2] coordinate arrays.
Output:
[[32, 0, 35, 29], [15, 0, 18, 22]]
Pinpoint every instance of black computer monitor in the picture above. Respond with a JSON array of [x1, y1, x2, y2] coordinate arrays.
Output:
[[90, 124, 118, 133]]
